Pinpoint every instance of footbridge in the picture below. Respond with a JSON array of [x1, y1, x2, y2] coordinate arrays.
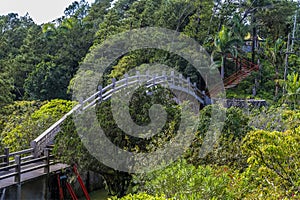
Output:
[[0, 70, 266, 193], [0, 70, 208, 191]]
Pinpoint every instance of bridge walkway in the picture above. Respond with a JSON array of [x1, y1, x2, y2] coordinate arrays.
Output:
[[0, 163, 68, 189]]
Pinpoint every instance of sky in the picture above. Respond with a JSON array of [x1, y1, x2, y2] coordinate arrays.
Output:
[[0, 0, 95, 24]]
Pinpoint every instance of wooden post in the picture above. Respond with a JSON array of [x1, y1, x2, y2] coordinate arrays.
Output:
[[162, 71, 167, 85], [44, 149, 50, 174], [146, 70, 150, 81], [179, 74, 183, 87], [112, 78, 116, 91], [125, 73, 128, 86], [136, 71, 141, 84], [98, 85, 103, 102], [79, 97, 84, 111], [171, 71, 175, 85], [15, 155, 21, 184], [187, 77, 191, 92], [4, 147, 9, 169], [30, 141, 37, 158], [193, 82, 197, 89]]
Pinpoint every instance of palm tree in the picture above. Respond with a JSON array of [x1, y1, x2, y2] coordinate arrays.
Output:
[[212, 25, 242, 79]]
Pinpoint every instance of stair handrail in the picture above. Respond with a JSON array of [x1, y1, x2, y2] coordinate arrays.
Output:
[[208, 55, 259, 95]]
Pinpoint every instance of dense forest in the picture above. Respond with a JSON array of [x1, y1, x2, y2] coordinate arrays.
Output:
[[0, 0, 300, 199]]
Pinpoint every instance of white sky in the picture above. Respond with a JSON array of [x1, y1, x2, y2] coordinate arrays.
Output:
[[0, 0, 95, 24]]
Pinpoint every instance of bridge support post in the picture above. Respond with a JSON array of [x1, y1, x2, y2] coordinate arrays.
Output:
[[4, 148, 9, 170], [44, 148, 50, 199], [44, 149, 50, 174], [16, 184, 21, 200], [14, 155, 21, 184]]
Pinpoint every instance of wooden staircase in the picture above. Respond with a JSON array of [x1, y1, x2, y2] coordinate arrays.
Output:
[[209, 55, 259, 96], [224, 55, 259, 89]]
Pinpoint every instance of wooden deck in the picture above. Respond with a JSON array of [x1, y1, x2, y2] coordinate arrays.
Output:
[[0, 148, 69, 189], [0, 162, 68, 189]]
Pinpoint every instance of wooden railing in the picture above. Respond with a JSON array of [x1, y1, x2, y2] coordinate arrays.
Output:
[[30, 70, 206, 157], [223, 56, 259, 88], [209, 56, 259, 95], [0, 148, 54, 187], [0, 148, 34, 168]]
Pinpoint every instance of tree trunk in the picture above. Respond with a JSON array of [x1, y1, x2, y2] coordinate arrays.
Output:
[[221, 55, 225, 79], [252, 13, 256, 64], [275, 65, 279, 98]]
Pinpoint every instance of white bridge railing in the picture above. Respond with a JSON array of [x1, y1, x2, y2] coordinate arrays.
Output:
[[31, 71, 206, 157]]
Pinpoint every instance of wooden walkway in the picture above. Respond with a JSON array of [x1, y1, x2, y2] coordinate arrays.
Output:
[[0, 147, 68, 189], [0, 163, 68, 189]]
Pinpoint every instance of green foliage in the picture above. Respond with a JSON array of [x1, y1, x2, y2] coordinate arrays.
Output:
[[242, 127, 300, 197], [109, 54, 140, 78], [10, 24, 46, 99], [109, 193, 169, 200], [0, 14, 36, 100], [24, 11, 95, 100], [0, 0, 298, 102], [0, 99, 74, 152], [0, 64, 14, 106], [24, 61, 67, 100], [213, 25, 243, 78], [255, 0, 298, 40], [186, 104, 251, 168], [281, 109, 300, 131], [132, 159, 234, 199], [281, 72, 300, 109], [183, 0, 215, 43], [248, 106, 300, 132], [0, 101, 44, 142]]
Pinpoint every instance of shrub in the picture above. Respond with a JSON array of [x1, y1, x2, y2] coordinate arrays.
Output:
[[242, 127, 300, 197], [132, 159, 234, 199], [109, 193, 169, 200], [0, 99, 74, 152], [186, 105, 251, 169]]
